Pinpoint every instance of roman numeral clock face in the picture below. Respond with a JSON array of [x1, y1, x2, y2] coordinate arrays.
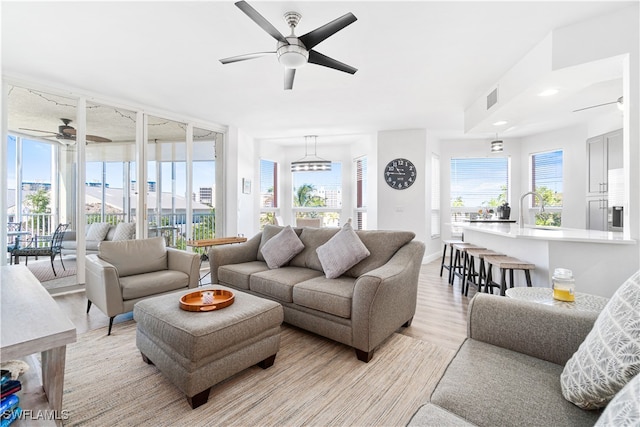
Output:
[[384, 158, 417, 190]]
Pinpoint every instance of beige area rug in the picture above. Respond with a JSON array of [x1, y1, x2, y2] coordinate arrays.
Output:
[[62, 321, 454, 426], [24, 256, 77, 284]]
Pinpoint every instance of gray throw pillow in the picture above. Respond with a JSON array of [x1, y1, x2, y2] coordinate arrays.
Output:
[[260, 225, 305, 269], [112, 222, 136, 241], [86, 222, 111, 241], [560, 270, 640, 409], [594, 373, 640, 426], [316, 222, 370, 279]]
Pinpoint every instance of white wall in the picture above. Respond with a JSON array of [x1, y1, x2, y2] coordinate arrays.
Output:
[[377, 129, 428, 246]]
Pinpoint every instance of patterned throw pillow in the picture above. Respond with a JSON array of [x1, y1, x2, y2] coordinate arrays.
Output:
[[260, 225, 305, 269], [112, 222, 136, 241], [316, 222, 370, 279], [560, 270, 640, 409], [86, 222, 111, 241], [594, 373, 640, 426]]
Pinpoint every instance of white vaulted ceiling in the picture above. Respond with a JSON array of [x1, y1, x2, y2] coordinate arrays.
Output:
[[1, 1, 633, 142]]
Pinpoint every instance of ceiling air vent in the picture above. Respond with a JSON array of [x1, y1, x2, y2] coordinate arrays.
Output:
[[486, 87, 498, 110]]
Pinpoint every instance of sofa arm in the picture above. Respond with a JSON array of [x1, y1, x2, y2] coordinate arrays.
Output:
[[62, 230, 76, 241], [208, 233, 262, 284], [468, 293, 599, 366], [167, 248, 200, 288], [351, 240, 425, 354], [85, 254, 124, 317]]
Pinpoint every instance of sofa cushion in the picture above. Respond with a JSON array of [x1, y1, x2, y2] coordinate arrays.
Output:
[[250, 267, 324, 303], [345, 230, 415, 278], [256, 225, 302, 262], [561, 270, 640, 409], [112, 222, 136, 241], [289, 227, 338, 271], [407, 403, 474, 427], [260, 225, 305, 269], [99, 237, 167, 277], [120, 269, 189, 300], [316, 222, 370, 279], [218, 261, 270, 290], [86, 222, 111, 241], [293, 275, 356, 318], [594, 373, 640, 427], [431, 339, 602, 427]]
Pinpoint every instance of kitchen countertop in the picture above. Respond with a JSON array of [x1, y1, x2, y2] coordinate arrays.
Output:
[[457, 222, 636, 244]]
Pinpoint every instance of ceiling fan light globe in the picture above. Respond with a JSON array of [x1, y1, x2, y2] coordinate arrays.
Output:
[[277, 39, 309, 69]]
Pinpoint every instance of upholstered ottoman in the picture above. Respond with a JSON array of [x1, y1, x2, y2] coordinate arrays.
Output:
[[133, 285, 283, 409]]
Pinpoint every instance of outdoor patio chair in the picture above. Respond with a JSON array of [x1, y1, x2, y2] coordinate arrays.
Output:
[[13, 223, 69, 276]]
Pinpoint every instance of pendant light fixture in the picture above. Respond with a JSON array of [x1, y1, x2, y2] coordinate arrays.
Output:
[[291, 135, 332, 172], [490, 134, 504, 153]]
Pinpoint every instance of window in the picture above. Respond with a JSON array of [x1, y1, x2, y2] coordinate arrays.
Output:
[[431, 154, 440, 238], [292, 162, 342, 227], [450, 157, 509, 222], [531, 150, 563, 226], [259, 159, 278, 228], [354, 156, 367, 230]]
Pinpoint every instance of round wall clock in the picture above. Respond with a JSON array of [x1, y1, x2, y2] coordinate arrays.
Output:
[[384, 158, 417, 190]]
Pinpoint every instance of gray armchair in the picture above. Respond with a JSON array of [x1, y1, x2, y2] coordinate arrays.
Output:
[[85, 237, 200, 335]]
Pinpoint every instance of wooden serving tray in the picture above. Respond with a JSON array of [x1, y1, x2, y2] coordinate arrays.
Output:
[[179, 289, 235, 312]]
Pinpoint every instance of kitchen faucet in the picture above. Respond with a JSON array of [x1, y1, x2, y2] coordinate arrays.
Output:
[[519, 191, 545, 228]]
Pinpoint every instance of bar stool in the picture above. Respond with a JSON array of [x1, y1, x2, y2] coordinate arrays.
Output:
[[439, 239, 464, 283], [463, 249, 505, 296], [450, 243, 485, 288], [483, 255, 534, 296]]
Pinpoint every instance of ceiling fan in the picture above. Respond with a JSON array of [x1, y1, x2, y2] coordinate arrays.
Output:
[[573, 96, 624, 113], [220, 0, 358, 90], [19, 118, 112, 143]]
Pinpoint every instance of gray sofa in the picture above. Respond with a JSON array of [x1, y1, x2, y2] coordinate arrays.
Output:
[[208, 225, 425, 362], [408, 292, 637, 427], [86, 237, 200, 335], [61, 224, 121, 255]]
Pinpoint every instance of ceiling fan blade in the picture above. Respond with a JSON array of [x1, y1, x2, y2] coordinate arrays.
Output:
[[299, 12, 357, 50], [235, 1, 288, 44], [284, 68, 296, 90], [220, 51, 275, 64], [19, 127, 57, 135], [86, 134, 112, 143], [308, 50, 357, 74], [572, 99, 620, 113], [62, 128, 76, 136]]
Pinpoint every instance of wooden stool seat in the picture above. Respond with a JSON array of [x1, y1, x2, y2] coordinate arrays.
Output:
[[483, 255, 534, 296], [439, 239, 464, 282], [463, 249, 505, 296], [450, 243, 485, 289]]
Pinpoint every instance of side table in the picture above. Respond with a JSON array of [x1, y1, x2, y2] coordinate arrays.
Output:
[[186, 236, 248, 285], [505, 287, 609, 313]]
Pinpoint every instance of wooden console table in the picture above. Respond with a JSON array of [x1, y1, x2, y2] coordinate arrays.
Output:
[[0, 265, 76, 420], [186, 237, 248, 285]]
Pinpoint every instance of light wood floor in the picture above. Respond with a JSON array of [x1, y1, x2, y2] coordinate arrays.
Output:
[[51, 258, 473, 351]]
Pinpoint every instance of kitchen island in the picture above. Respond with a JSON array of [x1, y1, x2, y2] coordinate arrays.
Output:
[[459, 223, 637, 298]]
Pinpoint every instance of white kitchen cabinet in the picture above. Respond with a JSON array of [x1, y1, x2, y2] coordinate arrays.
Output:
[[586, 197, 608, 231], [586, 129, 622, 231]]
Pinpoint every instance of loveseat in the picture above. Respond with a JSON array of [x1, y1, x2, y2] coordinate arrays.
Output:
[[86, 236, 200, 335], [208, 224, 425, 362], [408, 271, 640, 427], [61, 222, 136, 255]]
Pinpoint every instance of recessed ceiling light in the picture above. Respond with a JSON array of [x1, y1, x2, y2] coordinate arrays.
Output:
[[538, 89, 559, 97], [492, 120, 508, 126]]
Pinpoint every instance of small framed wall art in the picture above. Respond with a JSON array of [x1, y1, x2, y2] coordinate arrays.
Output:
[[242, 178, 252, 194]]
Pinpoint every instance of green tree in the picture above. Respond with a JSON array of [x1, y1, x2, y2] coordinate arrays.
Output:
[[452, 196, 464, 207], [293, 184, 325, 208], [487, 185, 508, 207], [25, 188, 50, 213]]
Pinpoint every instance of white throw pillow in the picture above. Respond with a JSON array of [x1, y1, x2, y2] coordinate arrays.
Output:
[[112, 222, 136, 241], [316, 222, 370, 279], [594, 373, 640, 426], [260, 225, 305, 269], [86, 222, 111, 241], [560, 270, 640, 409]]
